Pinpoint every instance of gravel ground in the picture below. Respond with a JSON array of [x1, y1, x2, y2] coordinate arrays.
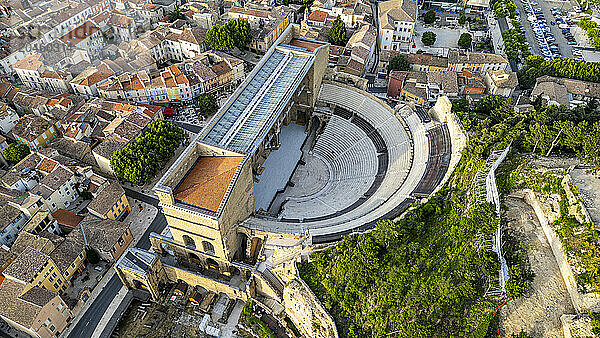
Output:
[[499, 197, 574, 337]]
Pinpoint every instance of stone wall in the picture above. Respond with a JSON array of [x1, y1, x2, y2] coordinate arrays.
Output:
[[283, 278, 338, 338], [322, 69, 368, 91], [561, 174, 593, 225], [428, 96, 468, 196], [522, 189, 600, 313], [163, 264, 249, 301]]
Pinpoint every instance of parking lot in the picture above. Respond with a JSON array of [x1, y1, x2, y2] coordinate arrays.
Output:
[[513, 0, 577, 60]]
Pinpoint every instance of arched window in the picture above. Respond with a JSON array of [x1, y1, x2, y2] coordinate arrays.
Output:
[[183, 235, 195, 249], [202, 241, 215, 255]]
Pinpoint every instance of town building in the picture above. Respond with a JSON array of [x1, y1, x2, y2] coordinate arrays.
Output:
[[447, 50, 509, 73], [484, 69, 518, 97], [531, 75, 600, 108], [407, 53, 449, 73], [109, 13, 137, 43], [228, 6, 295, 53], [58, 21, 105, 59], [87, 181, 131, 221], [387, 70, 459, 104], [0, 103, 18, 134], [29, 161, 81, 212], [10, 115, 64, 151], [12, 53, 74, 93], [78, 215, 133, 261], [378, 0, 417, 52], [0, 278, 73, 338], [337, 24, 376, 76]]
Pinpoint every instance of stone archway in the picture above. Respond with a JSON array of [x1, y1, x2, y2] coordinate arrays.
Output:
[[189, 252, 202, 264], [183, 235, 196, 250]]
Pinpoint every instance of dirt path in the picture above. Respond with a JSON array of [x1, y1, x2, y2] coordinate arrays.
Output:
[[499, 197, 574, 337]]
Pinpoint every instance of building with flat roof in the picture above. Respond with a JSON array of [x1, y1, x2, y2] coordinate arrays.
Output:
[[150, 26, 328, 278]]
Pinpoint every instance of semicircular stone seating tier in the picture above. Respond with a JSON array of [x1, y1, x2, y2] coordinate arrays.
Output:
[[241, 83, 431, 239]]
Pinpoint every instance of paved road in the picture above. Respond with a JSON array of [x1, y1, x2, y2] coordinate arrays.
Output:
[[66, 190, 166, 338], [175, 121, 203, 134]]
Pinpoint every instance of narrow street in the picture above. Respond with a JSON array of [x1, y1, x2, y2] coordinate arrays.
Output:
[[66, 190, 165, 338]]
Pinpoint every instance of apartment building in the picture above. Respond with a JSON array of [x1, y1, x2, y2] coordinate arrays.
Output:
[[11, 115, 64, 151], [387, 70, 459, 104], [0, 103, 18, 133], [378, 0, 417, 52], [109, 14, 136, 42], [58, 21, 105, 59], [13, 53, 73, 93], [97, 52, 244, 104], [447, 50, 509, 73], [229, 6, 295, 53]]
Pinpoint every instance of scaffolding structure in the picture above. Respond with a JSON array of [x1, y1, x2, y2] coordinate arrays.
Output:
[[470, 144, 511, 297]]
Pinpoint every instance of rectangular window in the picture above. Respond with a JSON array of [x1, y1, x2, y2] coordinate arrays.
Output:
[[57, 303, 64, 311], [43, 319, 50, 327], [53, 282, 58, 289]]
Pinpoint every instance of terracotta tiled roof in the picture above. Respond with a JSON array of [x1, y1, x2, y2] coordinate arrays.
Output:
[[109, 13, 132, 29], [174, 156, 244, 212], [13, 53, 43, 71], [51, 209, 84, 228], [308, 10, 328, 22], [59, 21, 100, 47], [229, 6, 270, 18], [36, 158, 58, 174]]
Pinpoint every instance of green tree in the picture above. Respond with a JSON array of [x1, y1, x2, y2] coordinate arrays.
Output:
[[2, 143, 30, 163], [458, 13, 467, 25], [197, 94, 218, 116], [110, 120, 185, 185], [168, 5, 185, 22], [205, 24, 234, 52], [458, 33, 472, 50], [328, 16, 347, 46], [86, 248, 100, 264], [421, 31, 436, 46], [423, 10, 436, 24], [225, 18, 252, 50], [389, 54, 410, 72]]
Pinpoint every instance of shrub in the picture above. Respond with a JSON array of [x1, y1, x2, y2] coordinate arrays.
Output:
[[2, 143, 30, 163]]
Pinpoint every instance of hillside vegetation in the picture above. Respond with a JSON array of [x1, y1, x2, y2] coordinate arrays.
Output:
[[300, 95, 600, 337]]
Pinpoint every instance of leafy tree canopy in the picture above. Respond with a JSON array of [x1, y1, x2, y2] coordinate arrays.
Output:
[[206, 24, 234, 52], [423, 10, 436, 24], [458, 32, 472, 50], [421, 31, 436, 46], [389, 54, 410, 72], [110, 120, 185, 185], [197, 94, 218, 116], [328, 16, 347, 46], [3, 143, 30, 163], [225, 18, 252, 50]]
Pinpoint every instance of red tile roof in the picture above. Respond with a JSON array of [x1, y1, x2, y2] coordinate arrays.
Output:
[[59, 21, 100, 47], [51, 209, 84, 228]]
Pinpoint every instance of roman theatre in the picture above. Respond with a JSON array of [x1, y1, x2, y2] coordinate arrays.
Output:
[[115, 25, 466, 334]]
